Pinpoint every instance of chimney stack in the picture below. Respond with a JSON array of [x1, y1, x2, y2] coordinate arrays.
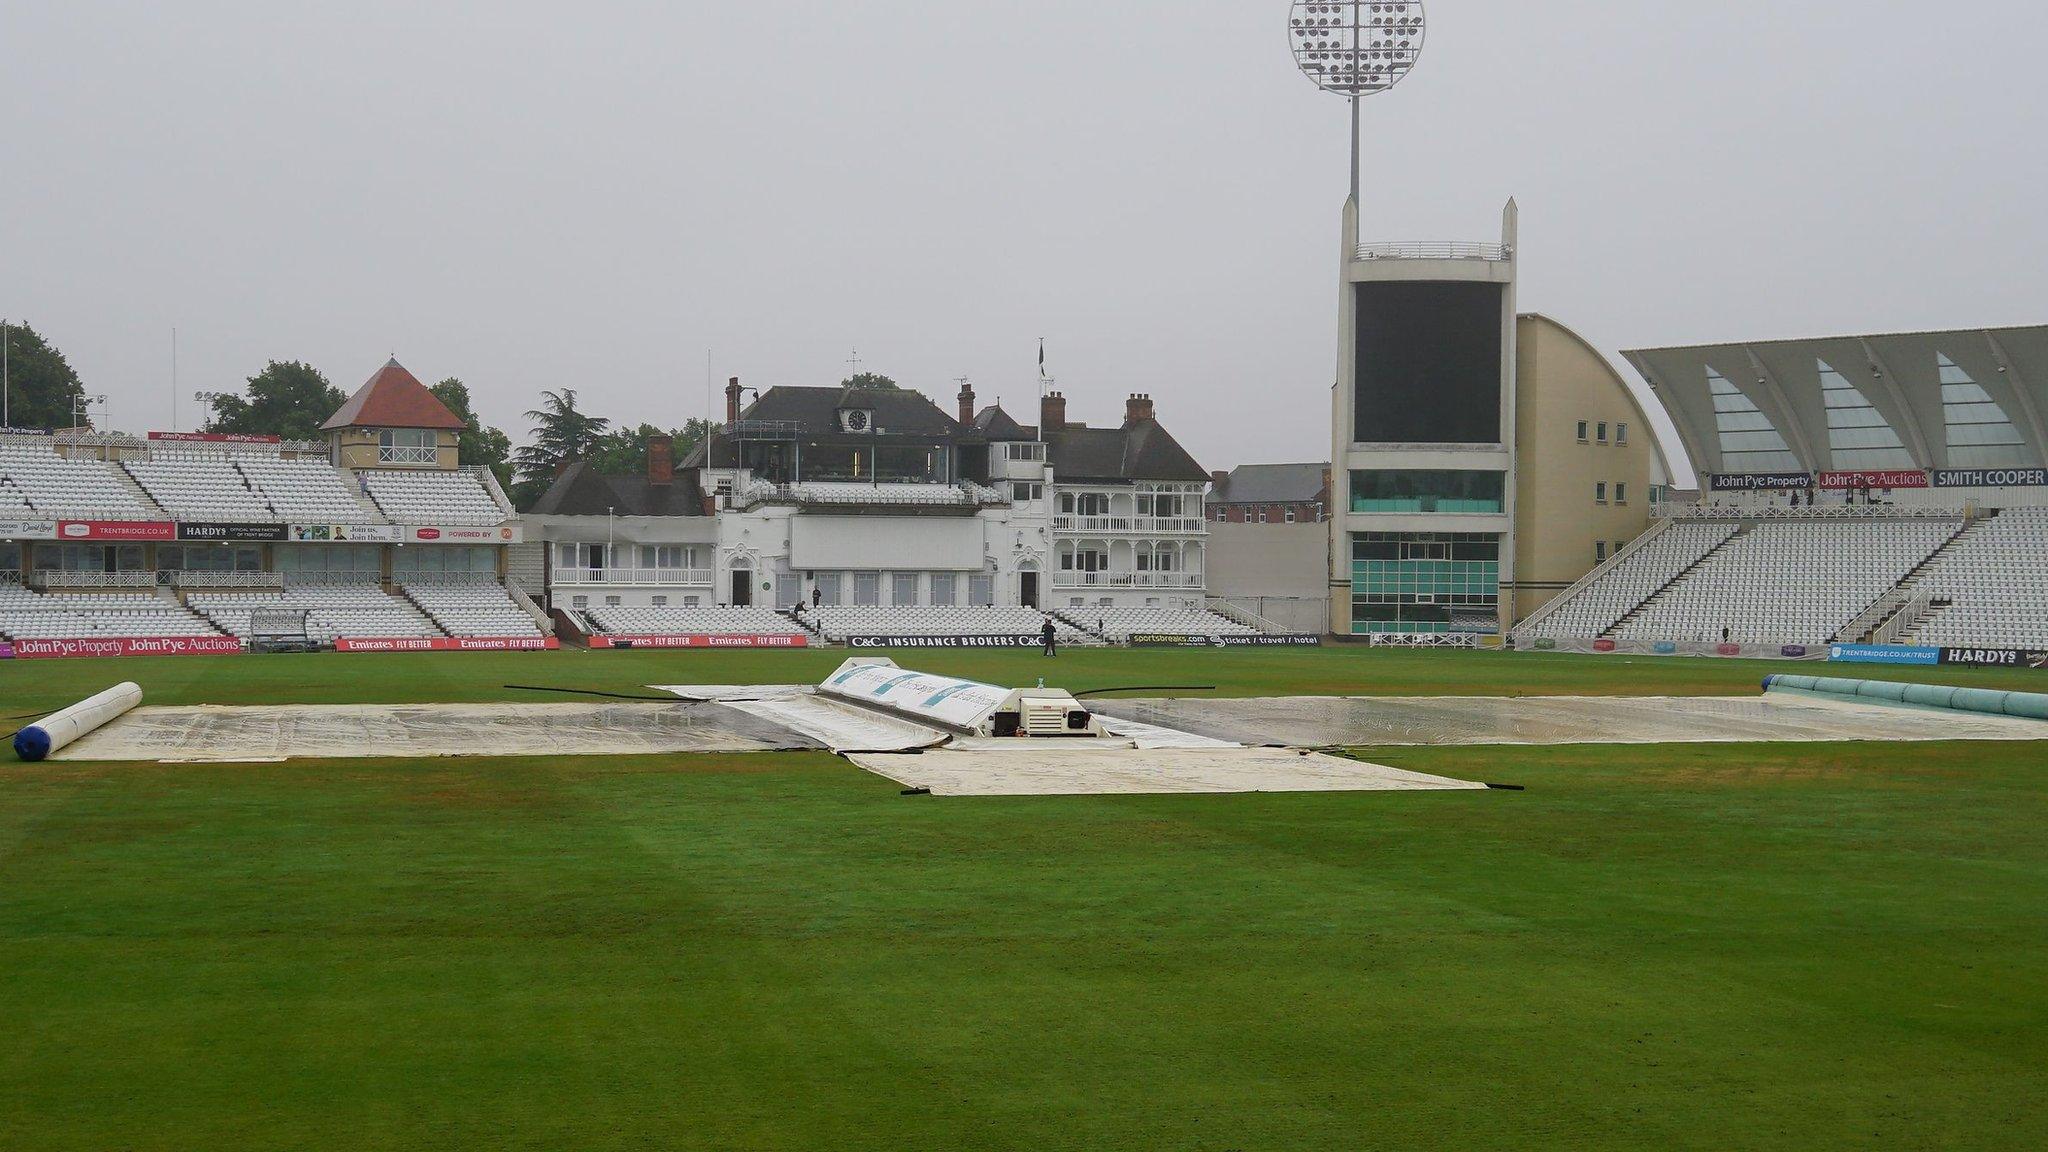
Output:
[[725, 376, 743, 425], [647, 434, 674, 487], [1040, 390, 1067, 434], [1125, 393, 1154, 424], [957, 380, 976, 425], [1210, 470, 1229, 489]]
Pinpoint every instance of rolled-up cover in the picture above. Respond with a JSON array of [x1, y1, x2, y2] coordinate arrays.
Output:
[[11, 682, 144, 762], [1764, 674, 2048, 721]]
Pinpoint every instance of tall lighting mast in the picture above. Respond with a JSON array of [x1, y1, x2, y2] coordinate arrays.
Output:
[[1287, 1, 1427, 203]]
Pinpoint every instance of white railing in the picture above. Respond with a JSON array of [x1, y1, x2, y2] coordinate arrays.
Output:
[[1051, 570, 1205, 590], [1053, 515, 1207, 534], [0, 569, 20, 585], [378, 446, 438, 465], [29, 570, 160, 589], [1204, 596, 1289, 634], [1355, 242, 1511, 262], [553, 567, 713, 586], [1873, 593, 1935, 646], [1367, 632, 1485, 649], [171, 570, 285, 589]]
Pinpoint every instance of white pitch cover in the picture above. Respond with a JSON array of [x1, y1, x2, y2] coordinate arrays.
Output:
[[817, 659, 1012, 733]]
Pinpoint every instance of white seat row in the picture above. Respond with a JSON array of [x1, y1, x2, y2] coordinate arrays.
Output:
[[188, 584, 441, 643], [586, 605, 806, 636], [362, 471, 504, 525], [237, 457, 382, 522], [1522, 522, 1739, 640], [400, 582, 541, 637], [1059, 606, 1255, 640], [0, 443, 157, 519], [1614, 519, 1960, 645], [802, 605, 1088, 642], [1905, 509, 2048, 649], [124, 457, 275, 521]]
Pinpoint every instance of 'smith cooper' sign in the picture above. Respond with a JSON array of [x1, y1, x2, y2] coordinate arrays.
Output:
[[588, 634, 808, 649], [1932, 468, 2048, 488], [334, 636, 559, 652], [10, 636, 244, 659], [1817, 469, 1929, 490]]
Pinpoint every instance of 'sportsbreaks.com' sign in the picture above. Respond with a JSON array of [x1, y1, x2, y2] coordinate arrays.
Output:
[[1129, 634, 1324, 648]]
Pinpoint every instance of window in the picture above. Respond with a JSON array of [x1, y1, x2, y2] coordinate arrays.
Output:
[[1284, 508, 1297, 523], [1011, 482, 1042, 503], [1596, 541, 1608, 562], [1257, 508, 1269, 523], [968, 574, 995, 606], [1596, 422, 1608, 444], [652, 595, 667, 606], [571, 595, 588, 609], [377, 428, 437, 464], [1615, 482, 1628, 504], [1072, 493, 1110, 517], [1595, 482, 1608, 504], [1005, 442, 1046, 462], [1615, 423, 1629, 446], [684, 595, 701, 607], [605, 595, 621, 607], [854, 572, 881, 606], [816, 573, 843, 606], [891, 572, 919, 606], [1576, 420, 1589, 442], [1350, 470, 1507, 514], [930, 573, 957, 606], [1348, 532, 1501, 635]]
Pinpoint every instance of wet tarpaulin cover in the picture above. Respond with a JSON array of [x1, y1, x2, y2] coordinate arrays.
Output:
[[54, 702, 816, 762], [848, 746, 1486, 797], [1089, 694, 2048, 747]]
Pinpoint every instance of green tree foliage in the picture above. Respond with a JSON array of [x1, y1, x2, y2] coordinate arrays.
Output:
[[0, 321, 88, 430], [429, 377, 514, 491], [584, 420, 716, 476], [840, 372, 899, 391], [202, 360, 347, 441], [511, 389, 611, 509]]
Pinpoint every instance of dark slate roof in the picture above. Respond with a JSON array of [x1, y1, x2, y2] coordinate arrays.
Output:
[[322, 358, 465, 431], [527, 460, 708, 517], [1211, 462, 1329, 504], [744, 385, 960, 435], [1046, 417, 1208, 484], [972, 404, 1034, 440]]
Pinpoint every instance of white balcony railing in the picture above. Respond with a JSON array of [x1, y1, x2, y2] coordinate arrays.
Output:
[[29, 570, 160, 589], [1053, 515, 1207, 535], [1355, 241, 1512, 262], [553, 567, 713, 586], [1051, 570, 1205, 590], [170, 570, 286, 589]]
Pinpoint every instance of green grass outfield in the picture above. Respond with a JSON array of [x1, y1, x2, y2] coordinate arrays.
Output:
[[6, 644, 2048, 715], [2, 648, 2044, 1149]]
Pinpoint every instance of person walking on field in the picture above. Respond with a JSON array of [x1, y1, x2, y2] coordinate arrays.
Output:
[[1041, 618, 1057, 657]]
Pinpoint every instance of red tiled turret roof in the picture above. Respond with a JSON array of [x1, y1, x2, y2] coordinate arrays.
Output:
[[321, 358, 465, 432]]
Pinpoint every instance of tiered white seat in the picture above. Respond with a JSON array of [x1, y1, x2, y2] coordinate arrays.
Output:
[[237, 457, 381, 522], [786, 482, 972, 507], [189, 583, 440, 643], [0, 443, 157, 519], [1613, 518, 1960, 645], [0, 589, 222, 640], [0, 480, 32, 513], [1068, 607, 1257, 640], [125, 454, 275, 521], [400, 582, 542, 637], [1522, 522, 1739, 639], [586, 605, 805, 636], [805, 605, 1088, 642], [1906, 508, 2048, 649], [362, 470, 503, 525]]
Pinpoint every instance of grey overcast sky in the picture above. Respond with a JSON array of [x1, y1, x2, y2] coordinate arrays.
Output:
[[3, 0, 2043, 482]]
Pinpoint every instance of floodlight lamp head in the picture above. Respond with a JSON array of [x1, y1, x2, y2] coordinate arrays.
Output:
[[1289, 1, 1426, 97]]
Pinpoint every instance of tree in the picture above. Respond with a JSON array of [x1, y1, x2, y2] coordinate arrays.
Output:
[[841, 372, 899, 391], [0, 321, 88, 431], [584, 420, 716, 476], [430, 377, 514, 491], [511, 388, 611, 508], [203, 360, 346, 440]]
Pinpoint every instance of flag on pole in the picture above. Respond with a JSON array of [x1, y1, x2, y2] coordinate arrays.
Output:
[[1038, 338, 1047, 381]]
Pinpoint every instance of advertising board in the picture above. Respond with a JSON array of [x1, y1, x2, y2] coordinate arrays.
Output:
[[587, 634, 807, 649]]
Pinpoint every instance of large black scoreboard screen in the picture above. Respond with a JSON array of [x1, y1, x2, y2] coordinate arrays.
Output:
[[1353, 281, 1503, 445]]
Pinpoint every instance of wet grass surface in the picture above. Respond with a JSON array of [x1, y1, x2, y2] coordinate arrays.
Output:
[[3, 650, 2045, 1148]]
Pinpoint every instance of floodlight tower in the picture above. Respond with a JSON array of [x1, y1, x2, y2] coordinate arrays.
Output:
[[1287, 1, 1427, 204], [1293, 3, 1522, 641]]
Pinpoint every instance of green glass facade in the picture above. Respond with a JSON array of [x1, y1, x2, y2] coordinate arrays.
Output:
[[1350, 532, 1501, 634], [1349, 469, 1506, 514]]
